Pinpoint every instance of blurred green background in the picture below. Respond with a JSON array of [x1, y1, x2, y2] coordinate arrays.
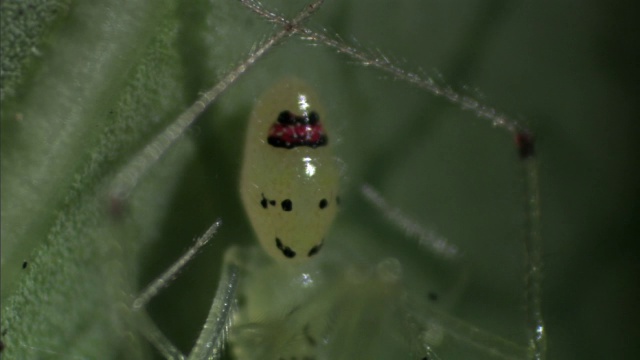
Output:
[[1, 0, 638, 359]]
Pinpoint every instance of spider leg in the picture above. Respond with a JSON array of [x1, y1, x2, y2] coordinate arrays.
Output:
[[131, 220, 221, 359], [187, 260, 239, 360], [130, 220, 239, 360], [360, 183, 460, 260], [134, 310, 186, 360], [133, 220, 222, 310], [411, 300, 528, 359]]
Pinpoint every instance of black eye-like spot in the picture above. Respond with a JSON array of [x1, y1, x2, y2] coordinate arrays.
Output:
[[428, 291, 439, 302], [308, 111, 319, 125], [269, 200, 276, 206], [276, 238, 296, 258], [260, 194, 268, 209], [281, 199, 293, 211], [277, 110, 295, 124], [307, 240, 324, 257], [319, 198, 328, 209]]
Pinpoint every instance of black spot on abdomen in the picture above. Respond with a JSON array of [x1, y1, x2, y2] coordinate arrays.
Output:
[[276, 238, 296, 258], [319, 198, 328, 209], [307, 239, 324, 257]]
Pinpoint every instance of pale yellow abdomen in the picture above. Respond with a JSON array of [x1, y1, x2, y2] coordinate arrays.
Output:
[[240, 79, 339, 262]]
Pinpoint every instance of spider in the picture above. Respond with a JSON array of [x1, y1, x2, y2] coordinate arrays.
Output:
[[122, 1, 545, 359]]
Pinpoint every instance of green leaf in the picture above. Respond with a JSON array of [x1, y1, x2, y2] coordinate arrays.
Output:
[[1, 0, 198, 357]]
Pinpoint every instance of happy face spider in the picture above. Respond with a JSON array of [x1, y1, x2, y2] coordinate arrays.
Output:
[[123, 1, 546, 359]]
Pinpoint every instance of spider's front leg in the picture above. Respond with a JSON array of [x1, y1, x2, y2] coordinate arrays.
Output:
[[131, 220, 239, 360]]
